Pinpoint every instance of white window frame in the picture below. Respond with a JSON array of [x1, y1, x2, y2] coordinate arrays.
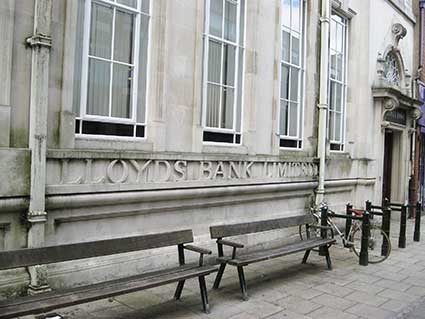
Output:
[[328, 13, 348, 152], [202, 0, 246, 145], [278, 0, 306, 150], [77, 0, 150, 138]]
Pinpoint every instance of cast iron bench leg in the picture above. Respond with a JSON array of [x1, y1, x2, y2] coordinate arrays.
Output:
[[302, 249, 311, 264], [198, 275, 210, 313], [237, 266, 249, 301], [325, 246, 332, 270], [174, 280, 185, 300], [213, 263, 226, 289]]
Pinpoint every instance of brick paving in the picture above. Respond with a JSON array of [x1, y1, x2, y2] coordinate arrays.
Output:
[[20, 218, 425, 319]]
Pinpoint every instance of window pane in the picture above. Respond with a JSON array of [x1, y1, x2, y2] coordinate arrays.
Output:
[[291, 0, 300, 32], [210, 0, 223, 37], [222, 87, 234, 129], [289, 102, 298, 136], [330, 20, 336, 50], [239, 0, 245, 45], [282, 0, 291, 27], [280, 100, 288, 135], [337, 53, 343, 81], [329, 81, 336, 111], [111, 64, 132, 118], [137, 14, 149, 124], [236, 48, 243, 132], [282, 30, 290, 62], [337, 23, 344, 52], [223, 44, 236, 86], [329, 111, 335, 140], [290, 68, 299, 102], [335, 83, 342, 112], [224, 0, 237, 42], [117, 0, 137, 8], [208, 40, 222, 83], [280, 64, 289, 100], [87, 59, 110, 116], [206, 83, 220, 127], [114, 10, 134, 63], [335, 112, 342, 141], [90, 3, 113, 59], [141, 0, 150, 13], [291, 33, 300, 65], [330, 52, 337, 79]]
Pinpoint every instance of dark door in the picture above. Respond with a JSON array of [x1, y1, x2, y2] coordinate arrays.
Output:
[[382, 129, 393, 203]]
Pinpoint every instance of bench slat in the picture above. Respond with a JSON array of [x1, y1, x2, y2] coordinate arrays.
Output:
[[0, 230, 193, 270], [227, 238, 335, 266], [0, 264, 218, 319], [210, 215, 315, 238]]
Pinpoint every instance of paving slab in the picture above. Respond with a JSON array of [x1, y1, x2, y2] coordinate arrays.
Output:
[[16, 219, 425, 319]]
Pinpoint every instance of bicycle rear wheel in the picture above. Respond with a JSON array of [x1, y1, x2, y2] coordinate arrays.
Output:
[[351, 225, 391, 264]]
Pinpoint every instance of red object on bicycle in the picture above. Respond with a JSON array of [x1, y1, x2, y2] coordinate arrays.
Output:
[[351, 209, 363, 216]]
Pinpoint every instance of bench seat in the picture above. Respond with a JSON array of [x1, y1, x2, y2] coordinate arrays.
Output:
[[210, 215, 335, 300], [0, 263, 217, 319], [226, 238, 336, 266]]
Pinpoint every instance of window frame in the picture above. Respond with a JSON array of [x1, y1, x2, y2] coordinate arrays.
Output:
[[76, 0, 150, 139], [278, 0, 306, 150], [201, 0, 246, 145], [328, 13, 348, 152]]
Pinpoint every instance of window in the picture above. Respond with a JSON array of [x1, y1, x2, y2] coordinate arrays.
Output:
[[384, 52, 401, 86], [279, 0, 304, 149], [328, 14, 347, 152], [202, 0, 245, 144], [73, 0, 150, 138]]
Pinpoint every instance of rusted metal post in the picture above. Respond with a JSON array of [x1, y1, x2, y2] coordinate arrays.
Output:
[[319, 206, 328, 256], [359, 210, 370, 266], [398, 205, 407, 248], [345, 203, 353, 245], [414, 202, 421, 242], [381, 206, 391, 256]]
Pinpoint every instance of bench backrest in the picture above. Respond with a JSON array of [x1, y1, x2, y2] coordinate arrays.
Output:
[[210, 214, 314, 239], [0, 229, 193, 270]]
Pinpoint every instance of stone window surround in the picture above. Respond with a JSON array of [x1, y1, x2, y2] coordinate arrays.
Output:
[[278, 0, 306, 150], [328, 13, 348, 153], [201, 0, 246, 146]]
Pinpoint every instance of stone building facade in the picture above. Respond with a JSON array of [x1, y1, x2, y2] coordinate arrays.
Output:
[[0, 0, 422, 297]]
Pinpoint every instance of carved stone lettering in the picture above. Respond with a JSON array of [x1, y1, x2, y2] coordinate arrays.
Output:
[[55, 158, 318, 187], [174, 161, 187, 181], [200, 161, 213, 179], [107, 160, 129, 184]]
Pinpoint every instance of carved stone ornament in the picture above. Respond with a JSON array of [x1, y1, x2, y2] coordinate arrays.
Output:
[[383, 97, 399, 111], [392, 23, 407, 48], [411, 106, 423, 120]]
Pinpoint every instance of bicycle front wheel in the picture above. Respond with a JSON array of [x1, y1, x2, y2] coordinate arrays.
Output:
[[351, 225, 391, 264]]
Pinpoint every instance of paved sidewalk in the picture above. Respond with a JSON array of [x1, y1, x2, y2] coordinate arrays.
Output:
[[21, 218, 425, 319]]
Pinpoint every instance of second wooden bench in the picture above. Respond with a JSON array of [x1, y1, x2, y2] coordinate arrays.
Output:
[[210, 215, 335, 300]]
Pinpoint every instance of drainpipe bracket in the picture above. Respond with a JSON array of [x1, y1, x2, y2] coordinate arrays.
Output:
[[27, 210, 47, 223], [317, 103, 329, 110], [26, 34, 52, 49]]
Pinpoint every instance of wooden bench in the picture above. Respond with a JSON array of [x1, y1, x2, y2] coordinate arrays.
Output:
[[210, 215, 335, 300], [0, 230, 217, 318]]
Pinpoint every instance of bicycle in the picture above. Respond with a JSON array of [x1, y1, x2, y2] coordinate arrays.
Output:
[[299, 205, 391, 264]]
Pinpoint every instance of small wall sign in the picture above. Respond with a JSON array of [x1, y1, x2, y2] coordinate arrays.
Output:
[[384, 108, 407, 125]]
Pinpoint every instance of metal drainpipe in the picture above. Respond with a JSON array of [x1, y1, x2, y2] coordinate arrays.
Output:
[[26, 0, 52, 295], [316, 0, 331, 205]]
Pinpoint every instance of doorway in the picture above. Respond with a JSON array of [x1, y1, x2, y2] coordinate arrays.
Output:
[[382, 129, 393, 203], [382, 129, 403, 204]]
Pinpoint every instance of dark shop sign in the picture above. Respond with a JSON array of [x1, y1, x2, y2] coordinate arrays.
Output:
[[384, 109, 407, 125]]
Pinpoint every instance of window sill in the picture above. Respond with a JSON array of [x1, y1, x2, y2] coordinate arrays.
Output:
[[202, 143, 248, 155], [75, 135, 154, 151], [328, 152, 351, 160]]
